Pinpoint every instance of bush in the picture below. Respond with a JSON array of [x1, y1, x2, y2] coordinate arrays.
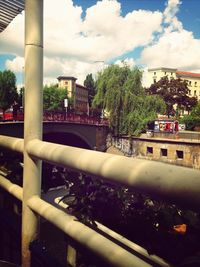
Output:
[[61, 171, 200, 266]]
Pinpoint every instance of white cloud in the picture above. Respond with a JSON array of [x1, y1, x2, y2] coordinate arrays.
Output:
[[0, 0, 162, 84], [140, 0, 200, 72], [141, 30, 200, 70], [5, 56, 24, 72], [1, 0, 200, 86]]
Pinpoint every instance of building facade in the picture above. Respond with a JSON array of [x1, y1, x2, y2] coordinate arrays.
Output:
[[57, 76, 88, 113], [148, 67, 200, 100]]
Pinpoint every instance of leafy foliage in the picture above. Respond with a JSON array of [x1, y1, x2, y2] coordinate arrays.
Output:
[[43, 85, 67, 111], [180, 102, 200, 130], [0, 70, 18, 113], [147, 76, 197, 117], [60, 171, 200, 266], [93, 64, 166, 135], [84, 74, 96, 108]]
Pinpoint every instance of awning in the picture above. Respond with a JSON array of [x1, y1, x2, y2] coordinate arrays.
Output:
[[0, 0, 24, 33]]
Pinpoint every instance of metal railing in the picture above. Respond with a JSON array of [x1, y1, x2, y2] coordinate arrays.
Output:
[[1, 110, 108, 126], [0, 135, 200, 267]]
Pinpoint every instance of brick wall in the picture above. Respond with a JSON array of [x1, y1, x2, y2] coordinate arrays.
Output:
[[110, 136, 200, 169]]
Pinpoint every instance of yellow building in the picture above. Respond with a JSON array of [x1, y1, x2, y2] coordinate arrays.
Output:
[[57, 76, 88, 113], [148, 67, 200, 101]]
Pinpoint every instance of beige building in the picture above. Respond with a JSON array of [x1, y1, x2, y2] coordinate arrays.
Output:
[[57, 76, 88, 113], [148, 67, 200, 100]]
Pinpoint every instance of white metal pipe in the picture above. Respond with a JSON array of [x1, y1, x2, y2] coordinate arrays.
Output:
[[55, 197, 170, 267], [27, 195, 152, 267], [27, 139, 200, 209], [22, 0, 43, 266], [0, 174, 23, 201], [0, 135, 24, 153]]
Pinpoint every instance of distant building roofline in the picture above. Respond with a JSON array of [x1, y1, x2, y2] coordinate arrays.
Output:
[[57, 76, 77, 81], [176, 71, 200, 78], [148, 67, 177, 72]]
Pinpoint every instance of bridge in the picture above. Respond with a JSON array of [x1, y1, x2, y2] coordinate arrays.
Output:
[[0, 120, 109, 151]]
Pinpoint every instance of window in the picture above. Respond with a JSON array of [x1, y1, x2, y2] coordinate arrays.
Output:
[[147, 146, 153, 155], [154, 72, 156, 75], [194, 90, 197, 96], [189, 81, 192, 86], [195, 82, 197, 87], [171, 72, 173, 75], [153, 79, 156, 83], [161, 148, 167, 157], [189, 90, 191, 95], [164, 72, 167, 75], [176, 150, 184, 159]]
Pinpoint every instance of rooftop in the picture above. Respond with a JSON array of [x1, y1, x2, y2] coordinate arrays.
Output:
[[176, 71, 200, 78], [57, 76, 77, 81]]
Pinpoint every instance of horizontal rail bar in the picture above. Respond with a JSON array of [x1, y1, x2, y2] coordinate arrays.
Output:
[[27, 195, 152, 267], [0, 135, 24, 153], [55, 197, 170, 267], [0, 174, 23, 201], [27, 139, 200, 210]]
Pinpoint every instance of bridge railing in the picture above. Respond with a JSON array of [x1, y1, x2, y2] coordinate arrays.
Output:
[[1, 110, 109, 126], [0, 134, 200, 267], [43, 111, 109, 125]]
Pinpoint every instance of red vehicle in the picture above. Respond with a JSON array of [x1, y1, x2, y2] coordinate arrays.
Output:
[[1, 107, 24, 121]]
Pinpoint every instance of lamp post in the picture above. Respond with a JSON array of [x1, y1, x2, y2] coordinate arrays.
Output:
[[64, 98, 68, 120]]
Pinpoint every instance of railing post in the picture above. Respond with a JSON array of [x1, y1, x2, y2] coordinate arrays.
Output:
[[22, 0, 43, 266]]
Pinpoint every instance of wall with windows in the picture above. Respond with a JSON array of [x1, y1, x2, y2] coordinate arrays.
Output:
[[57, 76, 88, 113], [147, 68, 200, 100], [148, 67, 177, 85], [110, 136, 200, 169]]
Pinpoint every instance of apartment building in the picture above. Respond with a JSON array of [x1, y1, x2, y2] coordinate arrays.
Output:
[[148, 67, 200, 100], [57, 76, 88, 113]]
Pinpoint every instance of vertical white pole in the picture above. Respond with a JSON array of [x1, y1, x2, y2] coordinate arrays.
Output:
[[22, 0, 43, 266]]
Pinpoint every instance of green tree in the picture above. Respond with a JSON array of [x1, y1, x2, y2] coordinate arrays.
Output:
[[0, 70, 18, 115], [84, 73, 95, 107], [93, 64, 130, 134], [147, 76, 197, 117], [43, 85, 67, 111], [180, 102, 200, 130], [93, 64, 166, 135], [123, 95, 166, 135]]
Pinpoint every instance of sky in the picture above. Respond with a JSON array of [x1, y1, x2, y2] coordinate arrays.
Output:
[[0, 0, 200, 87]]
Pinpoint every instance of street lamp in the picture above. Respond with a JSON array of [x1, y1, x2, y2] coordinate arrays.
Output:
[[64, 98, 68, 120]]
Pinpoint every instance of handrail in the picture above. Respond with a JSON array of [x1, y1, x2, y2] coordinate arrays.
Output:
[[0, 174, 23, 201], [0, 135, 24, 153], [26, 138, 200, 210], [27, 195, 152, 267], [0, 163, 169, 267], [1, 134, 200, 266]]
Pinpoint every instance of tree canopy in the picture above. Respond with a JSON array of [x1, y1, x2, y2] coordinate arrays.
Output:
[[93, 64, 166, 135], [0, 70, 18, 113], [43, 85, 67, 111], [180, 102, 200, 130], [147, 76, 197, 117], [84, 73, 96, 107]]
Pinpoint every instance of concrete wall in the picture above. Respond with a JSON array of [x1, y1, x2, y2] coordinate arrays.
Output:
[[109, 136, 200, 169]]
